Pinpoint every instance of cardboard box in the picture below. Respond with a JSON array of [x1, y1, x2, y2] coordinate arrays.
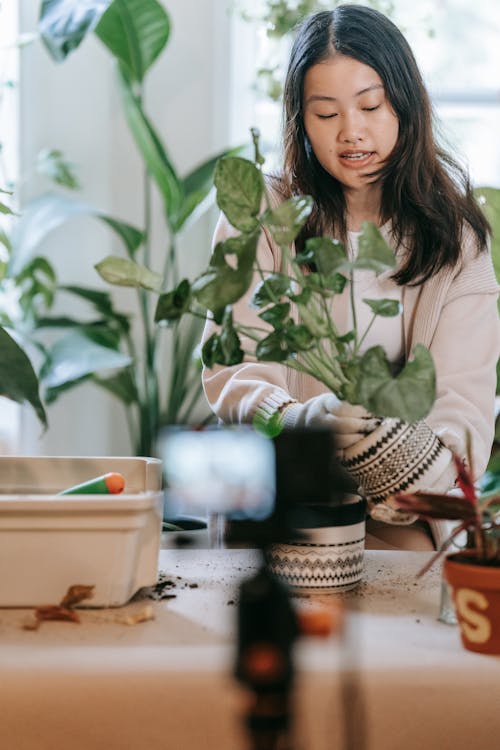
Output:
[[0, 456, 163, 607]]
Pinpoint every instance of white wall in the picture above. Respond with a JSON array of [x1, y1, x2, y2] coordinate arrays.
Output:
[[18, 0, 236, 457]]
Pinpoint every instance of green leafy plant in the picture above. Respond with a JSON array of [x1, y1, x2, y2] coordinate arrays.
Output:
[[396, 437, 500, 571], [2, 0, 239, 455], [155, 133, 436, 427], [0, 192, 46, 427]]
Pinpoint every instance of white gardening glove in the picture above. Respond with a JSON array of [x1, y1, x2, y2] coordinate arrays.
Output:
[[279, 393, 380, 449]]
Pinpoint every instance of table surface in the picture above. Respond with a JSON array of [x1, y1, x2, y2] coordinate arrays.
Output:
[[1, 549, 499, 750]]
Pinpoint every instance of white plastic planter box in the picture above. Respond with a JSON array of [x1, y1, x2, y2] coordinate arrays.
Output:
[[0, 456, 163, 607]]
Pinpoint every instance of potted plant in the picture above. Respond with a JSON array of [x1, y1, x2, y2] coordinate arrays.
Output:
[[2, 0, 240, 456], [155, 131, 438, 581], [396, 439, 500, 655]]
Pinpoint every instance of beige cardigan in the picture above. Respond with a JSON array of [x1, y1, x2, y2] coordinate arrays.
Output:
[[202, 213, 500, 489]]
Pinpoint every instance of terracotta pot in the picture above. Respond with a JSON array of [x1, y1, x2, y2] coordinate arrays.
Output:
[[444, 551, 500, 655]]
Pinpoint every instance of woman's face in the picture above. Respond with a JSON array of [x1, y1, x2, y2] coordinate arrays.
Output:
[[303, 54, 399, 195]]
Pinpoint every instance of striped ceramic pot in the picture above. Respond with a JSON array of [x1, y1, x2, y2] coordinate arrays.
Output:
[[267, 496, 366, 594]]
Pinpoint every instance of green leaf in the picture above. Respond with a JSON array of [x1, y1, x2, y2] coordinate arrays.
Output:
[[59, 285, 114, 314], [95, 0, 170, 82], [99, 216, 144, 257], [296, 304, 329, 338], [285, 323, 314, 352], [93, 368, 138, 403], [338, 331, 355, 344], [117, 67, 182, 222], [171, 145, 244, 233], [0, 326, 47, 427], [362, 298, 402, 317], [219, 309, 244, 366], [288, 285, 311, 307], [15, 256, 58, 319], [95, 255, 162, 291], [36, 148, 80, 190], [298, 271, 341, 298], [155, 279, 191, 325], [356, 344, 436, 422], [259, 302, 290, 327], [44, 375, 90, 405], [263, 195, 313, 245], [298, 236, 347, 275], [0, 227, 12, 254], [250, 127, 266, 166], [0, 200, 15, 215], [256, 331, 290, 362], [39, 0, 113, 61], [9, 193, 145, 275], [192, 231, 258, 312], [201, 333, 224, 368], [356, 221, 396, 273], [251, 273, 290, 308], [57, 285, 130, 331], [322, 273, 348, 293], [41, 329, 131, 388], [214, 156, 263, 232], [213, 229, 258, 270], [16, 255, 57, 285], [201, 313, 244, 369], [36, 316, 94, 328], [10, 193, 89, 274]]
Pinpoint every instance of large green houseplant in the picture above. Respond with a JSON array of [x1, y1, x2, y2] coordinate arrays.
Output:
[[2, 0, 237, 456], [154, 135, 436, 426]]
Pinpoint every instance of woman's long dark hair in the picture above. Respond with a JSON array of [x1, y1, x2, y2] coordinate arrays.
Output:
[[282, 4, 490, 284]]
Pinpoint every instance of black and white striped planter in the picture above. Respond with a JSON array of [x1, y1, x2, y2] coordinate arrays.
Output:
[[267, 497, 366, 593]]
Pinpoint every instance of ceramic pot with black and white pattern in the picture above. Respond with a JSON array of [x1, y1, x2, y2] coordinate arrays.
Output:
[[267, 496, 366, 594]]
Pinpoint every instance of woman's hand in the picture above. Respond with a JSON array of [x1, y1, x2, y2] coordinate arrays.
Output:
[[279, 394, 380, 448]]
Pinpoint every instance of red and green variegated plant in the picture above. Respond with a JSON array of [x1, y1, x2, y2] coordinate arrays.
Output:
[[395, 435, 500, 574]]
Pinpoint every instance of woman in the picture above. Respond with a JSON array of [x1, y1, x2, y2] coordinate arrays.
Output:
[[202, 5, 500, 550]]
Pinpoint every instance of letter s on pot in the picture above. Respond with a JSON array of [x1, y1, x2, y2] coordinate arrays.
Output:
[[455, 588, 491, 644]]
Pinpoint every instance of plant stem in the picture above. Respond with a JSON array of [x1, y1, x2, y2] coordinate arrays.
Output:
[[356, 314, 377, 354], [349, 270, 358, 350], [127, 83, 159, 455], [163, 320, 181, 424], [299, 349, 344, 393]]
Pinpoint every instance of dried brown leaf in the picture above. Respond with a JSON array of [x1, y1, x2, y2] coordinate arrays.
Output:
[[21, 584, 95, 631], [60, 584, 95, 608], [35, 605, 81, 623]]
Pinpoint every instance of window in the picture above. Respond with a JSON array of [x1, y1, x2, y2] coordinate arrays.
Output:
[[230, 0, 500, 186]]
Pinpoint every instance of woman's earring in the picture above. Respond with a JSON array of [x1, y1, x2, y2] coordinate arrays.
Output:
[[304, 136, 314, 162]]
